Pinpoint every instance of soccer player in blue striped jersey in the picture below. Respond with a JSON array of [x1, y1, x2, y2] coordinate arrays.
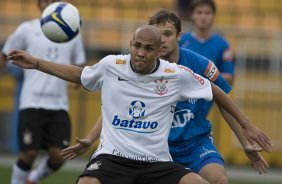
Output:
[[148, 9, 269, 184]]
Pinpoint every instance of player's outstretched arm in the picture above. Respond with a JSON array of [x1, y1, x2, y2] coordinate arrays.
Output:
[[211, 83, 273, 152], [219, 108, 269, 174], [60, 115, 103, 160], [8, 49, 82, 83]]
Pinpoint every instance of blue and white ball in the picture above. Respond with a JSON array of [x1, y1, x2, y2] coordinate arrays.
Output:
[[40, 2, 81, 43]]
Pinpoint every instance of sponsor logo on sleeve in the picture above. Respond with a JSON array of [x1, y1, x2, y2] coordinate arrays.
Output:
[[204, 61, 219, 82]]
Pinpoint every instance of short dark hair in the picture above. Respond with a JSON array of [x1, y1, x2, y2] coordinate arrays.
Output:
[[190, 0, 216, 14], [148, 9, 182, 35]]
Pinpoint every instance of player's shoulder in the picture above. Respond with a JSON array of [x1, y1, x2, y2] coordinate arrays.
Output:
[[179, 32, 193, 46], [181, 31, 193, 39], [211, 33, 230, 46], [159, 59, 177, 69], [17, 19, 39, 30], [159, 59, 192, 76], [180, 47, 201, 57], [179, 48, 209, 65]]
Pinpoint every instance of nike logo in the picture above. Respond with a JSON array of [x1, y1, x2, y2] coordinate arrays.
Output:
[[118, 77, 128, 81], [51, 12, 66, 26]]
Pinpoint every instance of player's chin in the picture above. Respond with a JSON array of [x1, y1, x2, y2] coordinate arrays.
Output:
[[159, 51, 167, 58], [134, 66, 147, 74]]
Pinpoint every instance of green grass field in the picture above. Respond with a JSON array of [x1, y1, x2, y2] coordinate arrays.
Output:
[[0, 165, 280, 184]]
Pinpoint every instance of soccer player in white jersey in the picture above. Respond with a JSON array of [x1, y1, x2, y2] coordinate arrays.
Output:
[[8, 25, 272, 184], [0, 0, 86, 184]]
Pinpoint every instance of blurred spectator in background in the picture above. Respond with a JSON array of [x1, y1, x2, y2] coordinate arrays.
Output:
[[179, 0, 234, 86], [177, 0, 192, 21], [0, 0, 86, 184]]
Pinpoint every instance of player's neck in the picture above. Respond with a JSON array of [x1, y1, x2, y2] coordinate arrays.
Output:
[[193, 28, 212, 40], [164, 46, 179, 64]]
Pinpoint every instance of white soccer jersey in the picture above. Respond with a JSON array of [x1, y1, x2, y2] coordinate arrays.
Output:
[[2, 19, 86, 111], [81, 54, 213, 162]]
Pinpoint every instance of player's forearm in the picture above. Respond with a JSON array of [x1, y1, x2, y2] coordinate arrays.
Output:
[[212, 83, 251, 129], [219, 107, 248, 147], [86, 115, 102, 144], [36, 58, 82, 84]]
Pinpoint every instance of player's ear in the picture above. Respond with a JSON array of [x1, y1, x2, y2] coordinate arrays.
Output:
[[177, 31, 182, 42], [130, 40, 133, 47]]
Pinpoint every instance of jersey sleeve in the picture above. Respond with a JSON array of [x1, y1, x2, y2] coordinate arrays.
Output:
[[71, 33, 86, 66], [220, 42, 235, 76], [80, 55, 112, 91], [188, 50, 232, 94], [178, 65, 213, 102], [2, 22, 27, 55], [203, 60, 232, 94]]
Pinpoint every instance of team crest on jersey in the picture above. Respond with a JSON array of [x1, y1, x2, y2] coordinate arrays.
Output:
[[204, 61, 219, 82], [87, 161, 101, 170], [115, 59, 126, 64], [154, 77, 168, 96], [129, 100, 146, 119]]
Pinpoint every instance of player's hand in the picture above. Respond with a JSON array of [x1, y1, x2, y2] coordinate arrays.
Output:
[[242, 123, 273, 152], [60, 137, 92, 160], [244, 145, 269, 174], [7, 50, 38, 69]]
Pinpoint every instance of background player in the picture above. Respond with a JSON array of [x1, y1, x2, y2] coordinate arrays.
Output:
[[148, 9, 269, 184], [179, 0, 234, 86], [0, 0, 86, 183]]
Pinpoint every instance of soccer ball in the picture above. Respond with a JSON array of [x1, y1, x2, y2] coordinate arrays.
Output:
[[40, 2, 81, 43]]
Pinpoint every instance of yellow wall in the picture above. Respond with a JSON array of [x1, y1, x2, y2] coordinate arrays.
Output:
[[210, 106, 282, 166]]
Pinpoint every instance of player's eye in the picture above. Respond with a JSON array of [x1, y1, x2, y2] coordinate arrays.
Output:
[[145, 47, 154, 51], [133, 43, 141, 49], [163, 32, 172, 37]]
